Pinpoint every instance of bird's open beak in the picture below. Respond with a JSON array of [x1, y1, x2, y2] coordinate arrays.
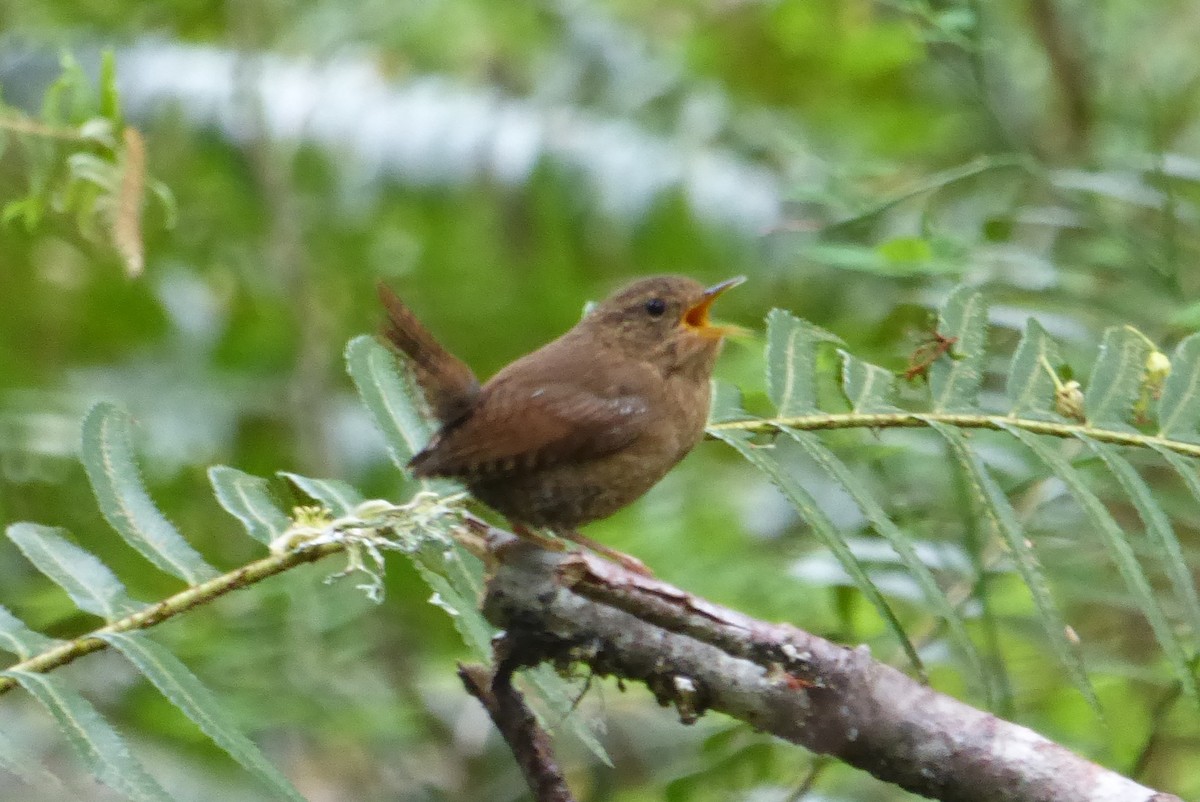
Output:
[[683, 276, 748, 338]]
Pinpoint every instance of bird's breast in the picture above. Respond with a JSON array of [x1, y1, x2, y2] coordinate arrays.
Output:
[[465, 374, 711, 529]]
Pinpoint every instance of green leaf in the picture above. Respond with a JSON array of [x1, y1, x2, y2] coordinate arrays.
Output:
[[1051, 169, 1166, 209], [803, 242, 960, 276], [780, 428, 984, 686], [1001, 425, 1198, 701], [1079, 438, 1200, 644], [839, 351, 900, 413], [279, 472, 364, 517], [42, 52, 80, 124], [410, 542, 493, 659], [1158, 333, 1200, 441], [929, 422, 1099, 711], [6, 524, 140, 620], [80, 403, 217, 584], [208, 466, 290, 546], [345, 335, 435, 471], [1007, 318, 1065, 420], [1169, 300, 1200, 330], [98, 632, 305, 802], [801, 242, 889, 274], [1084, 326, 1152, 429], [764, 309, 841, 416], [0, 724, 63, 790], [78, 117, 116, 148], [0, 602, 59, 659], [523, 666, 613, 767], [877, 235, 933, 264], [929, 286, 987, 412], [711, 428, 924, 676], [3, 197, 42, 228], [98, 49, 121, 122], [6, 671, 174, 802], [708, 379, 750, 424], [66, 151, 118, 191], [1151, 446, 1200, 628], [150, 178, 178, 229]]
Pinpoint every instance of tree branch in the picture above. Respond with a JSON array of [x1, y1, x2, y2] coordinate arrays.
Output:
[[459, 662, 577, 802], [1027, 0, 1093, 153], [481, 536, 1182, 802]]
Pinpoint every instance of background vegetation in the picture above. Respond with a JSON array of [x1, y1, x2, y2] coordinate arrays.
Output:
[[2, 0, 1199, 799]]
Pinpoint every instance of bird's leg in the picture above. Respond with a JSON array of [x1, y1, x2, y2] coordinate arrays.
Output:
[[557, 529, 653, 577], [510, 523, 569, 552], [509, 523, 652, 576]]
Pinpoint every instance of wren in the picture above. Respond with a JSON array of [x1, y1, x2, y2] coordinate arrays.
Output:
[[378, 275, 744, 572]]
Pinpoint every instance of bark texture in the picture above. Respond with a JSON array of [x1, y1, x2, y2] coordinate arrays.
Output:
[[480, 537, 1181, 802]]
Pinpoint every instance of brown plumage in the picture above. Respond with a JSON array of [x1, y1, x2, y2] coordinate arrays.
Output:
[[378, 275, 744, 571]]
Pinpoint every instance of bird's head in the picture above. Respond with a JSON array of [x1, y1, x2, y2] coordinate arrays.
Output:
[[578, 275, 746, 375]]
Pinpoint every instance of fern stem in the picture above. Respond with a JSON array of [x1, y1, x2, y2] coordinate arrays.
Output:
[[710, 412, 1200, 457], [0, 115, 93, 141], [0, 542, 345, 696]]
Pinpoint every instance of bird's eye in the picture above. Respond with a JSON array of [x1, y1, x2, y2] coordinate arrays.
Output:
[[644, 298, 667, 317]]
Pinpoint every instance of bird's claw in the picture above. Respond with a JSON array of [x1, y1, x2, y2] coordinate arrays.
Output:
[[613, 552, 653, 577]]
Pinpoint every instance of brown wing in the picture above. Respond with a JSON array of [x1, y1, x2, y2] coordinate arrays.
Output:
[[409, 362, 653, 479]]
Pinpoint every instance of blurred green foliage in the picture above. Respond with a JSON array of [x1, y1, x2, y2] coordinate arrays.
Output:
[[2, 0, 1200, 799]]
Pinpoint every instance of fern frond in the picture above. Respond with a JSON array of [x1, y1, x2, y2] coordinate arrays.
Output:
[[5, 671, 172, 802], [98, 632, 305, 801], [279, 472, 364, 516], [0, 484, 465, 796], [711, 427, 925, 675], [81, 403, 217, 583], [711, 412, 1200, 458], [780, 428, 986, 690], [930, 421, 1098, 710], [713, 286, 1200, 707], [208, 465, 291, 545], [1, 408, 352, 797]]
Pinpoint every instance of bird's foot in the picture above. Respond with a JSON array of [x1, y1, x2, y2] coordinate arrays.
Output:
[[611, 551, 653, 577], [511, 523, 569, 552], [509, 524, 652, 576], [558, 529, 653, 577]]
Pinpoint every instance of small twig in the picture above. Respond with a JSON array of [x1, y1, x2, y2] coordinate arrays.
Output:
[[777, 155, 1030, 236], [0, 541, 345, 696], [707, 411, 1200, 460], [1130, 675, 1186, 779], [0, 114, 90, 142], [1, 492, 482, 696], [110, 127, 147, 277], [459, 662, 577, 802], [784, 756, 832, 801]]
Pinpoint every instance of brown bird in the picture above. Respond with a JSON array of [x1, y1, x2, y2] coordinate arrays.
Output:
[[378, 275, 744, 572]]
